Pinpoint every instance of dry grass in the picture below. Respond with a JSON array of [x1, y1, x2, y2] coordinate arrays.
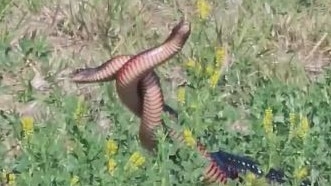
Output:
[[1, 1, 331, 185]]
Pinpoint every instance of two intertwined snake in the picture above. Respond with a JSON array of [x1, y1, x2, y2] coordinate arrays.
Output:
[[70, 19, 312, 185]]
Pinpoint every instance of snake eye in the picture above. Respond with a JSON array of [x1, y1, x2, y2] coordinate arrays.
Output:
[[71, 68, 95, 76], [72, 68, 84, 74], [70, 68, 98, 82], [70, 68, 85, 76]]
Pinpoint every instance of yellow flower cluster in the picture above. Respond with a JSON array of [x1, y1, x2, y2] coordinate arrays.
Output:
[[297, 116, 309, 140], [107, 159, 117, 175], [244, 172, 268, 186], [105, 139, 118, 158], [73, 96, 86, 127], [209, 47, 226, 89], [196, 0, 211, 19], [185, 59, 202, 75], [183, 128, 196, 148], [184, 47, 226, 89], [125, 152, 146, 171], [21, 116, 34, 141], [105, 139, 118, 175], [294, 166, 308, 180], [176, 86, 186, 104], [288, 113, 310, 140], [215, 47, 225, 67], [104, 140, 147, 174], [262, 107, 273, 138], [1, 171, 16, 186], [209, 71, 221, 89], [185, 59, 196, 68], [205, 65, 214, 76], [70, 175, 79, 186], [8, 173, 16, 186]]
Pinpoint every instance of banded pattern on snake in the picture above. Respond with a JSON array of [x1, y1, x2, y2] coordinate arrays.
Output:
[[71, 19, 312, 185]]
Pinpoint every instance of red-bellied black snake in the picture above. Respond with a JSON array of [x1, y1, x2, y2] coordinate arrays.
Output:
[[70, 19, 313, 185], [71, 19, 228, 183]]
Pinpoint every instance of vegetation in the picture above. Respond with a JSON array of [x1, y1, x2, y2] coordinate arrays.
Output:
[[1, 0, 330, 185]]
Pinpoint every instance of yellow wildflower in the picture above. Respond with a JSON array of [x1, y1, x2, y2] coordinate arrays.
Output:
[[205, 47, 226, 88], [297, 116, 309, 140], [185, 59, 196, 68], [70, 175, 79, 186], [183, 128, 196, 148], [177, 86, 186, 104], [215, 47, 225, 68], [105, 139, 118, 158], [294, 167, 308, 180], [205, 65, 214, 76], [209, 70, 221, 89], [0, 173, 15, 186], [1, 171, 16, 186], [196, 0, 211, 19], [125, 152, 146, 171], [185, 59, 202, 74], [263, 108, 273, 137], [8, 173, 16, 186], [245, 172, 256, 186], [244, 172, 268, 186], [21, 116, 34, 140], [2, 173, 16, 186], [73, 96, 86, 126], [107, 159, 117, 175]]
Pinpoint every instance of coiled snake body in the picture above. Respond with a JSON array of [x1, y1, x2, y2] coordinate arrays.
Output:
[[71, 19, 312, 185]]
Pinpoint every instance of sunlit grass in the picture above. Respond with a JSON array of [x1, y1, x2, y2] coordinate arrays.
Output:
[[0, 0, 331, 185]]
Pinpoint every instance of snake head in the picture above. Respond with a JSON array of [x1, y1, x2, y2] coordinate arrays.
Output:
[[70, 68, 98, 83], [166, 18, 191, 44], [265, 168, 286, 183]]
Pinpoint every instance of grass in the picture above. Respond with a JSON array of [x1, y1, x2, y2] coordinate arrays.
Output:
[[0, 0, 331, 185]]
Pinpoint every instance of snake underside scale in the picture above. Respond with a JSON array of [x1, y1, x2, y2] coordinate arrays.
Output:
[[71, 19, 312, 185]]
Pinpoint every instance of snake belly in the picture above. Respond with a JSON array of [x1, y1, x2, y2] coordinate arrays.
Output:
[[115, 19, 191, 151]]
